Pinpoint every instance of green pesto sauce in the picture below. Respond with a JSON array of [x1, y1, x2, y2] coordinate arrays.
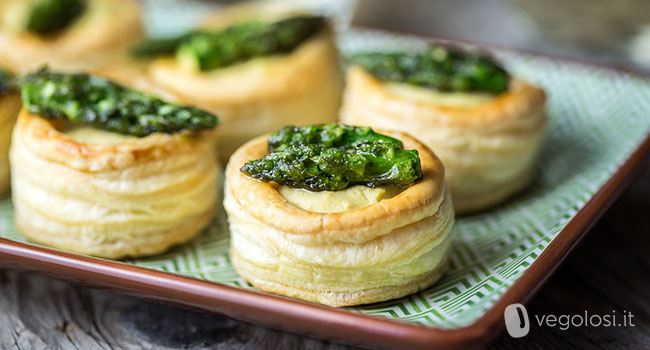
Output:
[[241, 124, 423, 191], [349, 46, 509, 94]]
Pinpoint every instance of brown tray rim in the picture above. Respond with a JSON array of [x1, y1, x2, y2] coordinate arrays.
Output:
[[1, 31, 650, 350]]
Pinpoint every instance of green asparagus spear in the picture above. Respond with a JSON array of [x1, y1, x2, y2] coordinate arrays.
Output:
[[20, 68, 219, 137], [130, 31, 204, 58], [25, 0, 86, 36], [349, 46, 509, 94], [241, 125, 423, 191], [131, 15, 325, 71]]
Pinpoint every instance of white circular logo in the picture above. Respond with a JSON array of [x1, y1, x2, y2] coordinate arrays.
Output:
[[504, 303, 530, 338]]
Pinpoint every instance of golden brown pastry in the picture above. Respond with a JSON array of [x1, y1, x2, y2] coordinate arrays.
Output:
[[10, 70, 219, 259], [224, 126, 454, 306], [145, 3, 343, 161], [341, 54, 547, 214], [0, 90, 21, 194], [0, 0, 143, 73]]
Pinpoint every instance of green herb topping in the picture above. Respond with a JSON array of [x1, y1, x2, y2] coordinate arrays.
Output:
[[241, 124, 423, 191], [26, 0, 86, 36], [130, 31, 202, 58], [349, 46, 509, 94], [0, 69, 15, 95], [21, 68, 219, 137], [132, 15, 325, 71]]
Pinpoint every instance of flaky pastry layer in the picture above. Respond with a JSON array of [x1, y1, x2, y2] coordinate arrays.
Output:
[[10, 110, 219, 259], [341, 67, 547, 214], [225, 131, 455, 306]]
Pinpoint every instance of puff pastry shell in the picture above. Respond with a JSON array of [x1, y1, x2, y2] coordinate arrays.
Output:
[[10, 110, 219, 259], [0, 93, 20, 194], [0, 0, 142, 73], [341, 67, 547, 214], [224, 131, 455, 307], [148, 5, 343, 161]]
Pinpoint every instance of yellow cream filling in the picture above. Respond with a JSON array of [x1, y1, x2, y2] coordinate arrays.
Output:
[[62, 125, 135, 145], [279, 185, 402, 213], [385, 82, 494, 108], [174, 53, 286, 84]]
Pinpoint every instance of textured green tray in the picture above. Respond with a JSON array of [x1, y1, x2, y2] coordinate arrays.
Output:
[[2, 28, 650, 331]]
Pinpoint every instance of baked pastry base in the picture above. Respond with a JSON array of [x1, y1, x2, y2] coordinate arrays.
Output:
[[232, 249, 449, 307], [225, 131, 454, 307], [16, 205, 216, 259], [341, 67, 547, 214], [10, 110, 219, 259]]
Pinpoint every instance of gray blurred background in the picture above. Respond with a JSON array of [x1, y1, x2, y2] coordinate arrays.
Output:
[[352, 0, 650, 71]]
